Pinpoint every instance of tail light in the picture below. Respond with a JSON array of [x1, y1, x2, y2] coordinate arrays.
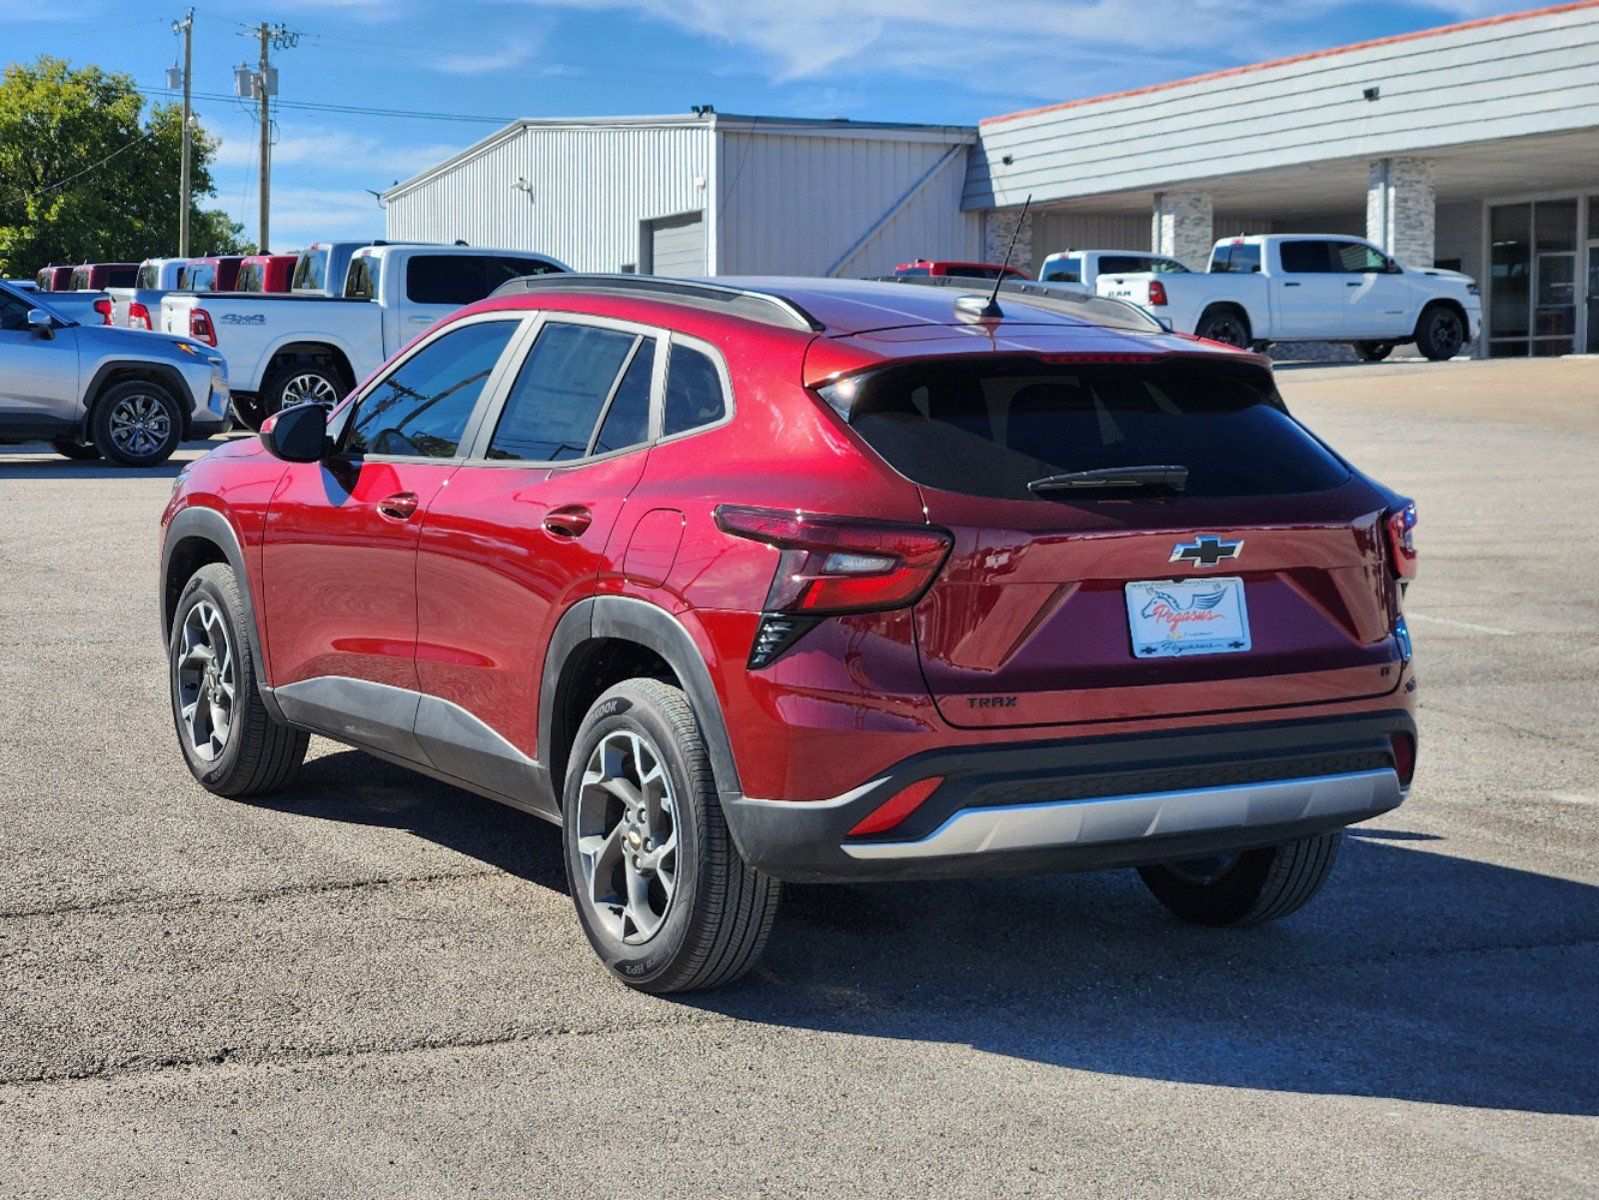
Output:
[[715, 506, 952, 667], [1385, 501, 1417, 580], [128, 301, 152, 330], [92, 297, 113, 325], [189, 307, 217, 346], [1389, 732, 1416, 787], [1148, 280, 1168, 306]]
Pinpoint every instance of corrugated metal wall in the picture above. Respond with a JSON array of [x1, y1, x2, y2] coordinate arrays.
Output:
[[715, 130, 980, 276], [385, 123, 714, 272], [968, 4, 1599, 209]]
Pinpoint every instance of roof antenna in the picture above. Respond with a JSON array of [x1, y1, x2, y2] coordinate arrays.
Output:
[[957, 193, 1031, 323]]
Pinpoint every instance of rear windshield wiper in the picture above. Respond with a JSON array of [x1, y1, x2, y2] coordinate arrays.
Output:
[[1027, 465, 1189, 495]]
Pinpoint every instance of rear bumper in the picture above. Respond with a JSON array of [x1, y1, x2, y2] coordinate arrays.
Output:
[[722, 710, 1414, 883]]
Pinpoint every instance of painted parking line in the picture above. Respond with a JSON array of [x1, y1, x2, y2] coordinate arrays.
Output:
[[1407, 612, 1516, 636]]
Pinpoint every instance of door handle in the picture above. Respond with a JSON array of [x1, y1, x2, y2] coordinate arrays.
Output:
[[1283, 281, 1301, 287], [377, 491, 419, 521], [542, 505, 592, 539], [1346, 281, 1362, 287]]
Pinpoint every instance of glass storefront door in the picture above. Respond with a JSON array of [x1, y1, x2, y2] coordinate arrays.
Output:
[[1489, 197, 1585, 357]]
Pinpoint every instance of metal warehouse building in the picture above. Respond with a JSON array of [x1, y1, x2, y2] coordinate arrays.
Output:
[[386, 0, 1599, 356], [383, 113, 980, 278]]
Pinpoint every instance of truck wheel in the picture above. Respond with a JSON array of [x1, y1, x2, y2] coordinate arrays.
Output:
[[49, 438, 102, 461], [169, 563, 308, 796], [1195, 307, 1252, 349], [1353, 341, 1395, 362], [563, 678, 781, 994], [90, 379, 184, 467], [1137, 831, 1341, 927], [261, 360, 344, 419], [1414, 306, 1466, 361]]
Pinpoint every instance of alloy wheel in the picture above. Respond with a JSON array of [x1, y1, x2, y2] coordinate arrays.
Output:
[[108, 393, 172, 458], [576, 730, 680, 944], [1434, 313, 1463, 355], [280, 372, 340, 408], [175, 600, 236, 762]]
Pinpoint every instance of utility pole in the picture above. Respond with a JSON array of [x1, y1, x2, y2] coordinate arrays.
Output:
[[170, 10, 194, 256], [237, 23, 297, 253]]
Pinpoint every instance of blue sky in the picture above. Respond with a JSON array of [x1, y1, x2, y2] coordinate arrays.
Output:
[[2, 0, 1543, 250]]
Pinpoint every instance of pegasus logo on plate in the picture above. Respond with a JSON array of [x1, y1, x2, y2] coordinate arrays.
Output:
[[1140, 587, 1229, 636], [1169, 535, 1242, 569]]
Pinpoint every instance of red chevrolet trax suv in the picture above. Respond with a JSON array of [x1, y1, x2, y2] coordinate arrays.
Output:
[[160, 275, 1419, 993]]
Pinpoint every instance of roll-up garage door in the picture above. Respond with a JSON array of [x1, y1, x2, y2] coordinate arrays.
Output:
[[647, 212, 706, 276]]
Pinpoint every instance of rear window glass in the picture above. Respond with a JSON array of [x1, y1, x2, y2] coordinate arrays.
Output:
[[136, 264, 158, 288], [830, 360, 1349, 501], [180, 265, 216, 291], [237, 263, 264, 292], [345, 256, 380, 301], [71, 268, 91, 290], [292, 249, 328, 292], [1041, 256, 1081, 283], [1212, 243, 1262, 274]]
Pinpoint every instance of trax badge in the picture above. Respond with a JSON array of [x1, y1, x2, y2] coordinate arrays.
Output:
[[1169, 535, 1243, 568]]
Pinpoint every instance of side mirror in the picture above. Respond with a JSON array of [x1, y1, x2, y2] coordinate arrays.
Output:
[[260, 402, 329, 462], [26, 309, 54, 339]]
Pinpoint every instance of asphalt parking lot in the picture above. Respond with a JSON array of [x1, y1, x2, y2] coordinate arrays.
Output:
[[2, 356, 1596, 1198]]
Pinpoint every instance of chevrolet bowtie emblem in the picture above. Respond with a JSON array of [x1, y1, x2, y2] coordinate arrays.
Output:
[[1170, 536, 1243, 568]]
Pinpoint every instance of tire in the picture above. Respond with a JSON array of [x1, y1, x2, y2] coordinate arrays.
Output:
[[1414, 305, 1466, 361], [169, 563, 308, 797], [1137, 831, 1342, 928], [1195, 307, 1252, 349], [563, 678, 781, 994], [90, 379, 183, 467], [1353, 341, 1395, 363], [259, 359, 345, 421], [50, 438, 101, 461]]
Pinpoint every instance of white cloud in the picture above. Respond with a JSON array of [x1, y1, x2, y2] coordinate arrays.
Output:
[[434, 41, 540, 75], [214, 127, 462, 181]]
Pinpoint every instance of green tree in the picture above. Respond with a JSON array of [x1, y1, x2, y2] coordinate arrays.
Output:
[[0, 56, 247, 277]]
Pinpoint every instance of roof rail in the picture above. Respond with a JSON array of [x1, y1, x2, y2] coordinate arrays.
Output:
[[869, 274, 1167, 334], [490, 273, 825, 332]]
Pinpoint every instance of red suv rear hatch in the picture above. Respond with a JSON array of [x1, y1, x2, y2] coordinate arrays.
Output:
[[819, 352, 1404, 729]]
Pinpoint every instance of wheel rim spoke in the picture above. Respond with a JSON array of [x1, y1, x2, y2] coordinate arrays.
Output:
[[174, 599, 235, 762], [576, 726, 680, 945]]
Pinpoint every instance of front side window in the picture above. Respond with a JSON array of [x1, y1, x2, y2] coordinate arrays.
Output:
[[1279, 241, 1336, 274], [343, 320, 518, 458], [345, 256, 379, 301], [0, 289, 31, 331], [662, 343, 727, 437], [487, 322, 640, 462], [1333, 242, 1392, 273]]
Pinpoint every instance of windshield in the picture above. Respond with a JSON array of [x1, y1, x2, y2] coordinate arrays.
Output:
[[292, 248, 329, 292], [826, 359, 1349, 501]]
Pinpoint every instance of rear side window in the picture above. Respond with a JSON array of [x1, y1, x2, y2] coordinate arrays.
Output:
[[1280, 241, 1336, 274], [345, 256, 379, 301], [662, 343, 726, 436], [487, 322, 639, 462], [830, 360, 1350, 501], [292, 250, 327, 292], [481, 255, 562, 294], [343, 320, 517, 458]]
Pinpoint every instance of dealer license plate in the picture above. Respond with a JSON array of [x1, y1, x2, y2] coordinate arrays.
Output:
[[1125, 577, 1251, 659]]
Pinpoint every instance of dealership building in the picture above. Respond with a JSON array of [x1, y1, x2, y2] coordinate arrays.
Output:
[[385, 0, 1599, 356]]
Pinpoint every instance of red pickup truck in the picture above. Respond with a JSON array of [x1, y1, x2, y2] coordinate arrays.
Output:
[[235, 254, 298, 294]]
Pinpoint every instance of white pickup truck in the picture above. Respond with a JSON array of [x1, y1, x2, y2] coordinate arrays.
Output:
[[1037, 249, 1193, 293], [1095, 234, 1482, 360], [108, 258, 186, 331], [160, 243, 568, 423]]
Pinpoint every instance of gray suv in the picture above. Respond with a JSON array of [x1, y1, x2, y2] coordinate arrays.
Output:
[[0, 280, 231, 466]]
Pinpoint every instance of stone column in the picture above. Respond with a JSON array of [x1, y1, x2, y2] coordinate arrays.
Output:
[[984, 207, 1034, 275], [1367, 157, 1436, 268], [1151, 191, 1213, 268]]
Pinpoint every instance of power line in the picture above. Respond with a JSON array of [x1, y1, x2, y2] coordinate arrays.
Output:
[[137, 85, 515, 125], [30, 127, 160, 199]]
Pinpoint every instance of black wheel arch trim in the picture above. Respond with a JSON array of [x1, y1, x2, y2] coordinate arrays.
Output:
[[160, 506, 283, 722], [539, 596, 743, 810]]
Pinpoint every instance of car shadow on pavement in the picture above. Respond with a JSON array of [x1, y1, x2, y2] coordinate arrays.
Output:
[[265, 749, 1599, 1118], [0, 456, 196, 482]]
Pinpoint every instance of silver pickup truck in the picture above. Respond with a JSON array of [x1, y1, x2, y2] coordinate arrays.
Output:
[[159, 243, 567, 425]]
